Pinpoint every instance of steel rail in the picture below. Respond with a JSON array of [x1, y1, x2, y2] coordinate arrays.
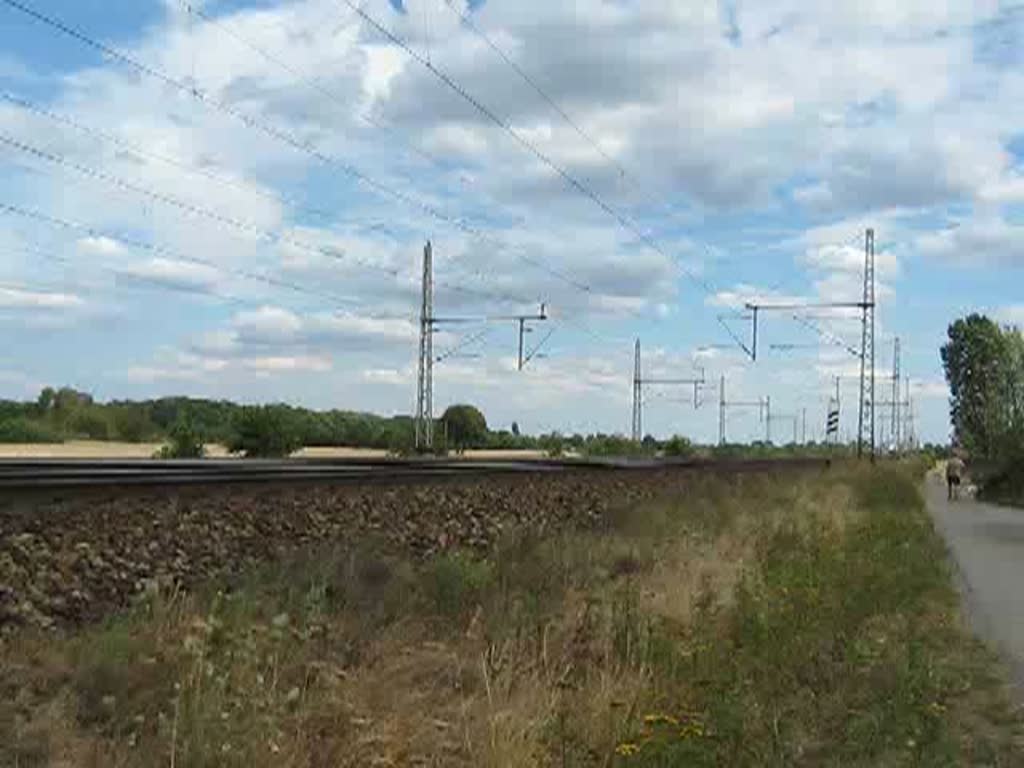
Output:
[[0, 456, 830, 491]]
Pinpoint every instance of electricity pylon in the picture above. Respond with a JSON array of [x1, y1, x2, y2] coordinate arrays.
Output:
[[631, 339, 705, 442]]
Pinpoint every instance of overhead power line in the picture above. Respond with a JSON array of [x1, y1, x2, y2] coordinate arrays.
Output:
[[3, 242, 364, 316], [0, 90, 354, 230], [176, 0, 451, 172], [0, 99, 540, 309], [441, 0, 626, 175], [344, 0, 719, 299], [440, 0, 685, 223], [0, 0, 542, 307], [175, 0, 595, 300], [0, 199, 371, 310], [0, 129, 407, 278]]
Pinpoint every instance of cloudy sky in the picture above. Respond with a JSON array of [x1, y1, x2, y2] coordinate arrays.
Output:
[[1, 0, 1022, 444]]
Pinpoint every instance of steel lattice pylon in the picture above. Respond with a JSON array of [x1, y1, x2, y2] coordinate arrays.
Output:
[[857, 229, 876, 460], [415, 241, 434, 451]]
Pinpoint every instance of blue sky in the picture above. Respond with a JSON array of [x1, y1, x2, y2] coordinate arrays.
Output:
[[2, 0, 1024, 444]]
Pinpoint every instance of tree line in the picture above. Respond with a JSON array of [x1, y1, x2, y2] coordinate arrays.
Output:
[[0, 389, 701, 458]]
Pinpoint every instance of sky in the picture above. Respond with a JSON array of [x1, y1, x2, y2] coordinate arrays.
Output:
[[1, 0, 1023, 445]]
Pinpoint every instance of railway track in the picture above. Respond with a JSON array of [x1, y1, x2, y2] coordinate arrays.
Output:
[[0, 456, 828, 490]]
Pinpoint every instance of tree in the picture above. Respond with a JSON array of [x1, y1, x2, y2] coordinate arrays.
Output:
[[154, 418, 205, 459], [662, 435, 694, 457], [511, 421, 520, 437], [441, 404, 488, 452], [227, 405, 302, 458], [36, 387, 56, 413], [941, 314, 1016, 458]]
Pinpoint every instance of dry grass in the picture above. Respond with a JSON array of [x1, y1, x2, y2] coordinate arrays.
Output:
[[2, 464, 1023, 767]]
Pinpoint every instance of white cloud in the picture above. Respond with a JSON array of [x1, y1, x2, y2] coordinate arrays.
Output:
[[77, 236, 126, 257], [995, 305, 1024, 327], [917, 216, 1024, 265], [0, 285, 84, 309], [117, 258, 222, 291], [240, 355, 331, 372], [914, 379, 949, 400], [978, 175, 1024, 204], [707, 284, 808, 310], [363, 367, 407, 386]]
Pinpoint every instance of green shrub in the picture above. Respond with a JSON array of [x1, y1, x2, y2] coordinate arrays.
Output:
[[440, 404, 488, 452], [227, 405, 302, 458], [0, 417, 63, 443], [67, 408, 110, 440], [109, 406, 158, 443], [662, 435, 695, 457], [153, 419, 205, 459], [424, 552, 493, 617]]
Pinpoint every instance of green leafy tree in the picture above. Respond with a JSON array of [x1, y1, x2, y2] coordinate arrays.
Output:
[[227, 405, 302, 458], [36, 387, 56, 413], [662, 435, 695, 457], [441, 404, 488, 453], [67, 407, 110, 440], [0, 417, 63, 444], [941, 314, 1017, 458], [154, 418, 206, 459]]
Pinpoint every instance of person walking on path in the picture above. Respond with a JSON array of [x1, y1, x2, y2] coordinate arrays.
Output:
[[947, 454, 966, 501]]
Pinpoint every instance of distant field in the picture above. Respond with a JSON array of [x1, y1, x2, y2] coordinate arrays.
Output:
[[0, 441, 548, 461], [0, 441, 231, 459]]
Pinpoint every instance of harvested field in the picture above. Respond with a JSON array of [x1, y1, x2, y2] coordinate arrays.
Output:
[[0, 441, 547, 461], [0, 441, 229, 459]]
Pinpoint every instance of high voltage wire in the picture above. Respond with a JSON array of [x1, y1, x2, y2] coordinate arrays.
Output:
[[3, 242, 359, 316], [176, 0, 594, 298], [0, 199, 379, 311], [0, 0, 589, 308], [3, 0, 724, 369], [344, 0, 720, 300], [176, 0, 452, 173], [0, 0, 542, 307], [439, 0, 684, 225], [0, 91, 356, 230], [0, 129, 409, 277], [0, 103, 534, 308], [441, 0, 627, 179], [1, 0, 683, 342]]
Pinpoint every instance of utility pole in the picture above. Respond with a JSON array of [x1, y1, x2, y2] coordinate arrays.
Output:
[[905, 376, 915, 449], [515, 305, 548, 370], [415, 241, 434, 451], [631, 339, 705, 442], [632, 339, 643, 442], [718, 375, 767, 445], [765, 396, 772, 444], [857, 228, 876, 461], [891, 337, 901, 452], [802, 408, 807, 445], [719, 374, 726, 446]]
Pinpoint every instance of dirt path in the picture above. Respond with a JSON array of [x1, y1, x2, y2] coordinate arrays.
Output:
[[926, 473, 1024, 696]]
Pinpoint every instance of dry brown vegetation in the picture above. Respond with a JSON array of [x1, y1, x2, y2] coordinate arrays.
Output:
[[2, 464, 1022, 766]]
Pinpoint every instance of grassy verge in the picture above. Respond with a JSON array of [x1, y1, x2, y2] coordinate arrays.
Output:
[[2, 465, 1022, 766]]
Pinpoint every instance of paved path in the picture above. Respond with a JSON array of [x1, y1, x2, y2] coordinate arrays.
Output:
[[925, 475, 1024, 694]]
